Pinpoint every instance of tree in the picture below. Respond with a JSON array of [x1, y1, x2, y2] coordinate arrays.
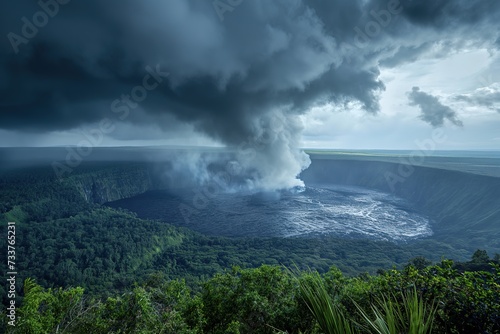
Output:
[[493, 253, 500, 263], [471, 249, 489, 264], [406, 256, 432, 270], [16, 278, 84, 333]]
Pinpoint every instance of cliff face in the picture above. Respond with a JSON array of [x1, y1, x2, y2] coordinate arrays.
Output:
[[64, 164, 154, 204], [302, 158, 500, 237]]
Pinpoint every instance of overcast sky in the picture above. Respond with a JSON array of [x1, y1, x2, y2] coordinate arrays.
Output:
[[1, 0, 499, 150]]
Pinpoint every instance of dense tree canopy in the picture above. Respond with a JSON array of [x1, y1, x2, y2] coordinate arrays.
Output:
[[1, 165, 499, 333], [3, 260, 500, 333]]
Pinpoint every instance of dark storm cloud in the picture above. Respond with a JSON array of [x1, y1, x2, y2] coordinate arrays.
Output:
[[2, 0, 500, 188], [1, 0, 500, 136], [0, 0, 380, 140], [397, 0, 500, 27], [359, 0, 500, 68], [408, 87, 463, 127]]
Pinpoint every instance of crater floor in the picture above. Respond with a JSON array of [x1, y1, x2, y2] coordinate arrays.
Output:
[[107, 184, 433, 241]]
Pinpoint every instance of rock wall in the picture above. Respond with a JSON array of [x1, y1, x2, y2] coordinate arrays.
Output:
[[302, 158, 500, 236], [64, 164, 154, 204]]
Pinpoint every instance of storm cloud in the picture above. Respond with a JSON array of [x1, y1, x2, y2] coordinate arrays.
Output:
[[1, 0, 499, 189]]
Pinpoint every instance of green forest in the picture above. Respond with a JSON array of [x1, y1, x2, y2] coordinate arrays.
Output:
[[1, 164, 499, 333], [2, 259, 500, 333]]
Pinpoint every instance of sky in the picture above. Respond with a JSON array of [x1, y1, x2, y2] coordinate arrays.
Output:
[[1, 0, 500, 151]]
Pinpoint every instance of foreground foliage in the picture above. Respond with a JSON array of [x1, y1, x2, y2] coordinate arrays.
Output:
[[2, 260, 499, 334], [354, 287, 437, 334]]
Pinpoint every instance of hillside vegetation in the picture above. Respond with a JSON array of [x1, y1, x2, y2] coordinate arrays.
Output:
[[1, 160, 499, 333], [3, 259, 500, 333], [0, 163, 478, 300]]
